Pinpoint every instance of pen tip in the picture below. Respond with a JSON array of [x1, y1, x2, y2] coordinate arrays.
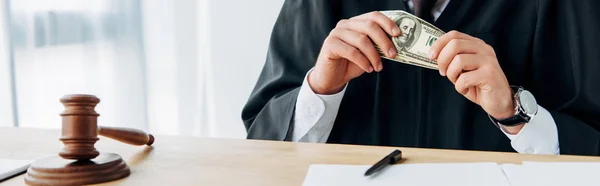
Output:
[[364, 169, 373, 176]]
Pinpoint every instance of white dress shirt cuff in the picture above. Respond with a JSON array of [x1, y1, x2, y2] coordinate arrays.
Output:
[[498, 105, 560, 155], [292, 68, 346, 142]]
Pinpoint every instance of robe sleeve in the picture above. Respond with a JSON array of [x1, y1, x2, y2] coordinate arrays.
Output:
[[534, 0, 600, 155], [241, 0, 340, 140]]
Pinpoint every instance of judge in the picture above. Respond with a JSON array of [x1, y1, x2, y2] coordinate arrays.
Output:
[[241, 0, 600, 155]]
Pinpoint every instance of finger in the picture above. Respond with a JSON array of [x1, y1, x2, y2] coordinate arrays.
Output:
[[436, 39, 486, 76], [326, 36, 373, 73], [429, 30, 485, 60], [337, 19, 396, 61], [351, 11, 401, 37], [446, 54, 482, 84], [330, 28, 382, 72], [454, 69, 487, 95]]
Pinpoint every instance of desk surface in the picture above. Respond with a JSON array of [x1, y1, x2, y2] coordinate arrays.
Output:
[[1, 127, 600, 185]]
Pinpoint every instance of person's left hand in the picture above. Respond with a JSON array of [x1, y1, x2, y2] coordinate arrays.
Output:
[[428, 31, 523, 134]]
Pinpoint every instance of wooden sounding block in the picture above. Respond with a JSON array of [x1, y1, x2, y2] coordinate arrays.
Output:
[[24, 94, 154, 186]]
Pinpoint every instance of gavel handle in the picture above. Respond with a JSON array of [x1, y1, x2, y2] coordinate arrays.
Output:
[[97, 126, 155, 146]]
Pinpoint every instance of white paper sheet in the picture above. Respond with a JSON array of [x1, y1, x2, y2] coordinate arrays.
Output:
[[509, 161, 600, 186], [302, 162, 511, 186], [0, 159, 31, 182], [500, 164, 524, 186]]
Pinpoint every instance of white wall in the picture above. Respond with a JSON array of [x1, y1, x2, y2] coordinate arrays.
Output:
[[143, 0, 284, 138], [142, 0, 205, 136], [142, 0, 187, 136], [201, 0, 284, 138]]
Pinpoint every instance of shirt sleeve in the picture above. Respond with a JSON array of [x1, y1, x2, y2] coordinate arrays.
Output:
[[292, 69, 346, 142], [498, 105, 560, 155]]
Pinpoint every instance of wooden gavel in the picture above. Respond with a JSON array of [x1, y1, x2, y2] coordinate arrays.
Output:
[[58, 94, 154, 160]]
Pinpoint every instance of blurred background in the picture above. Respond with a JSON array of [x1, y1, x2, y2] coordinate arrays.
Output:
[[0, 0, 285, 138]]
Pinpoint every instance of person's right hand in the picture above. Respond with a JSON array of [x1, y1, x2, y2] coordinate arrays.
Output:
[[308, 11, 401, 95]]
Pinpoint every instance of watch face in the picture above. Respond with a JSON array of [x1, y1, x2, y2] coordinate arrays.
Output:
[[518, 90, 538, 115]]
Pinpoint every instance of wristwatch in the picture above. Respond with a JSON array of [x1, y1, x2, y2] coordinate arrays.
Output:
[[489, 86, 538, 127]]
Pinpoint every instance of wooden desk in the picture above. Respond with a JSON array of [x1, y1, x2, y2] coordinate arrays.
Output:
[[1, 127, 600, 185]]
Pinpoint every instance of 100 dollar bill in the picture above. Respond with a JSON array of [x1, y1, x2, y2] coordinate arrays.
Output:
[[376, 10, 445, 70]]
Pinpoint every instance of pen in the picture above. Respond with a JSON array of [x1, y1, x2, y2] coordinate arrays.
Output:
[[364, 149, 403, 176]]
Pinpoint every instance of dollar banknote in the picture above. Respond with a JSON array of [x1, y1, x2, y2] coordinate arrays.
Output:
[[376, 10, 446, 70]]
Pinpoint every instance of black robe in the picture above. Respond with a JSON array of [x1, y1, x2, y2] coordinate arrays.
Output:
[[241, 0, 600, 156]]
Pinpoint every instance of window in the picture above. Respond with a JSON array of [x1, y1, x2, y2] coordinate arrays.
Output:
[[0, 0, 14, 127], [1, 0, 284, 138]]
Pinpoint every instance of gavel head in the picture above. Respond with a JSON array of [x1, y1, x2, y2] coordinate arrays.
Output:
[[58, 94, 101, 160]]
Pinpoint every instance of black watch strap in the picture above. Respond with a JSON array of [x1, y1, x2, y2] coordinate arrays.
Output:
[[493, 114, 527, 126], [489, 86, 527, 127]]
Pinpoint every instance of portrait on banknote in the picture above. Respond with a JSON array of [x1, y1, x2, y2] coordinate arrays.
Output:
[[393, 15, 421, 51]]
